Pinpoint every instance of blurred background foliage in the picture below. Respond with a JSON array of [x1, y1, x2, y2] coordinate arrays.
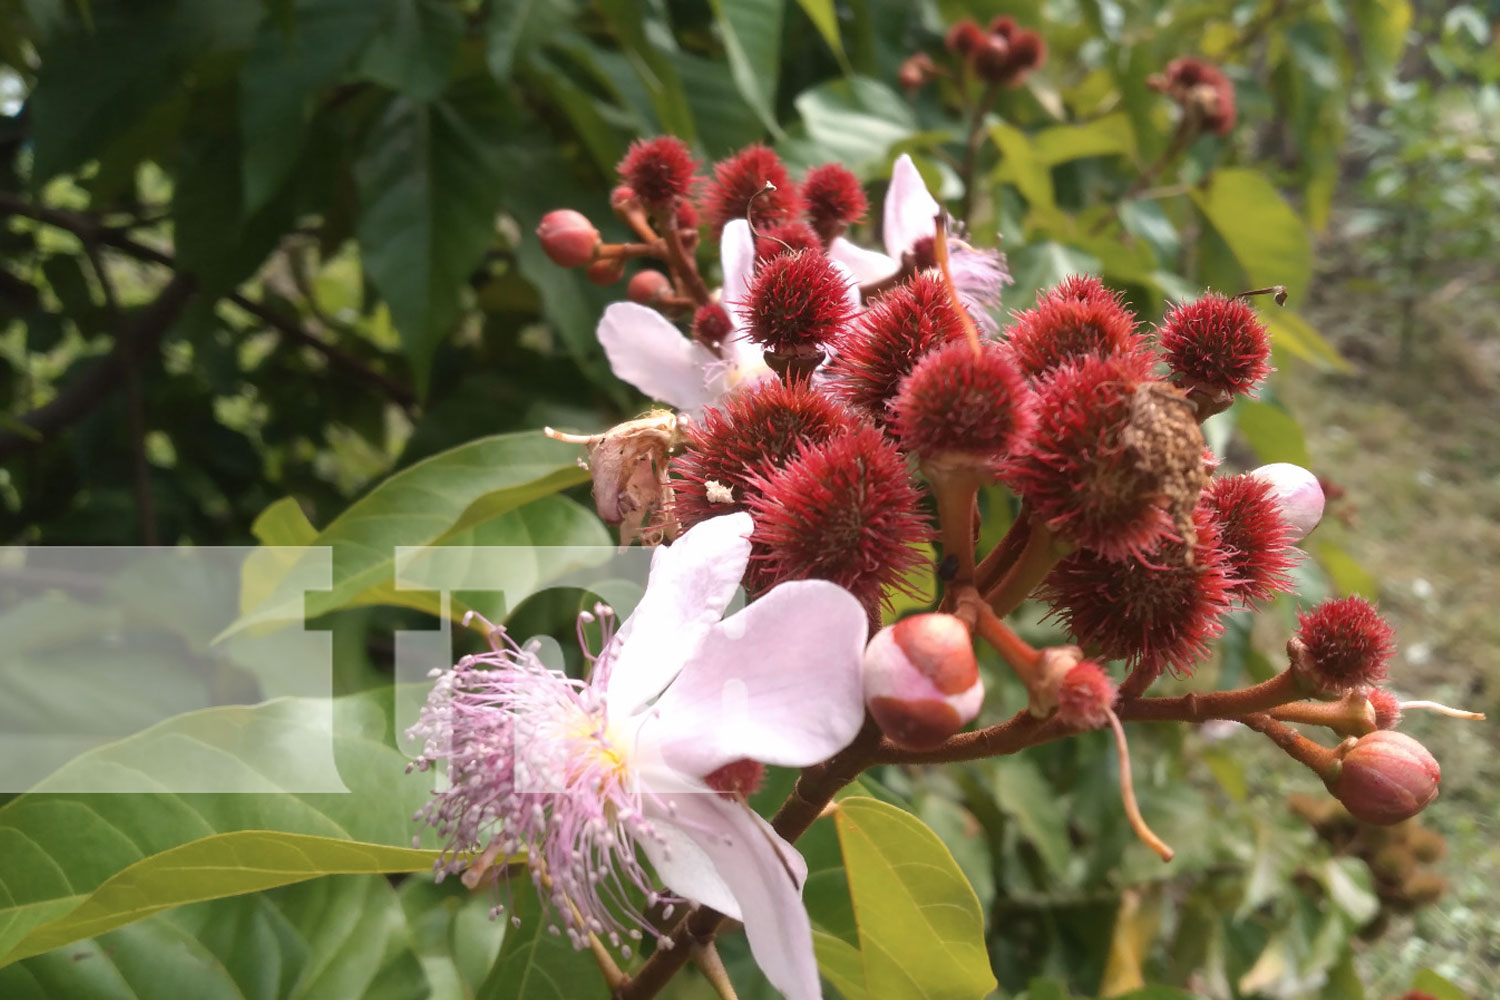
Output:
[[0, 0, 1496, 998]]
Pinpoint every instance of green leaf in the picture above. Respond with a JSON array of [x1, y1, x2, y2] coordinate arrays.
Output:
[[356, 77, 507, 388], [1313, 540, 1379, 599], [359, 0, 463, 100], [239, 0, 392, 215], [487, 0, 576, 81], [594, 0, 697, 140], [3, 832, 441, 964], [793, 76, 915, 176], [812, 930, 867, 1000], [1260, 307, 1349, 372], [833, 797, 995, 1000], [0, 692, 439, 966], [791, 0, 846, 66], [252, 496, 319, 545], [1002, 241, 1100, 317], [477, 879, 600, 1000], [1409, 969, 1471, 1000], [989, 122, 1058, 228], [989, 756, 1073, 880], [1189, 168, 1313, 305], [1231, 398, 1313, 467], [1030, 112, 1136, 165], [707, 0, 785, 138], [231, 431, 593, 630], [1, 875, 433, 1000], [1353, 0, 1412, 82]]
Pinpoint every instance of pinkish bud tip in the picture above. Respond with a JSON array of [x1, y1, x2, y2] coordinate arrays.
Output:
[[626, 269, 673, 305], [536, 209, 600, 268], [862, 613, 983, 750], [1249, 462, 1325, 543], [1331, 730, 1440, 825]]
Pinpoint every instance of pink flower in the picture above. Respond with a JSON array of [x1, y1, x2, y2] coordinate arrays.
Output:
[[596, 221, 771, 416], [827, 153, 1010, 333], [407, 512, 869, 1000]]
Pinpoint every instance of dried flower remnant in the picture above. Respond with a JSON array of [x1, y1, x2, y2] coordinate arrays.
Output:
[[546, 410, 682, 546]]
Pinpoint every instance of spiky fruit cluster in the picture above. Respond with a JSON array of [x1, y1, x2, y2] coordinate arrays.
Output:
[[891, 340, 1033, 468], [704, 144, 801, 236], [1293, 595, 1396, 693], [1054, 661, 1117, 730], [1156, 293, 1271, 399], [1200, 473, 1296, 606], [745, 425, 931, 609], [1043, 507, 1233, 677], [831, 273, 968, 423], [802, 163, 867, 243], [1368, 687, 1403, 730], [691, 303, 733, 347], [671, 379, 857, 530], [1005, 356, 1207, 561], [1152, 57, 1237, 136], [616, 136, 698, 208], [1006, 275, 1144, 381], [971, 16, 1047, 87], [1330, 731, 1440, 825], [755, 221, 822, 262], [862, 614, 983, 750], [743, 250, 855, 356], [945, 18, 985, 56]]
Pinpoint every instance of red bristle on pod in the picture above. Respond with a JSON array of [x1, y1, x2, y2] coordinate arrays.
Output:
[[1055, 661, 1117, 730], [802, 163, 868, 243], [1200, 473, 1297, 606], [890, 339, 1035, 469], [616, 136, 699, 209], [1156, 292, 1272, 399], [670, 379, 858, 531], [1006, 275, 1145, 381], [743, 249, 856, 357], [1293, 596, 1396, 693], [754, 220, 823, 262], [704, 144, 802, 236]]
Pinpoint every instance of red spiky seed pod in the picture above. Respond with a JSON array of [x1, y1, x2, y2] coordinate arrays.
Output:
[[1330, 731, 1440, 825], [1043, 507, 1233, 676], [1006, 276, 1144, 381], [704, 144, 802, 236], [802, 163, 868, 243], [754, 220, 823, 261], [1007, 31, 1046, 74], [971, 36, 1013, 81], [617, 136, 699, 209], [671, 379, 857, 531], [691, 303, 734, 347], [1004, 356, 1207, 561], [626, 269, 673, 305], [830, 272, 968, 423], [610, 184, 638, 212], [945, 18, 985, 56], [745, 425, 932, 610], [586, 257, 626, 285], [1293, 596, 1396, 693], [1368, 687, 1404, 730], [890, 340, 1034, 468], [743, 250, 855, 356], [1153, 58, 1237, 136], [1055, 660, 1117, 730], [862, 614, 983, 750], [972, 22, 1045, 86], [536, 209, 600, 268], [1200, 473, 1297, 606], [1156, 292, 1271, 399], [674, 198, 700, 232]]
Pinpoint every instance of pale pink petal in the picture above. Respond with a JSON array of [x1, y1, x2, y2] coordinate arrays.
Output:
[[642, 579, 869, 777], [828, 235, 898, 286], [830, 258, 863, 318], [606, 513, 754, 716], [1249, 462, 1325, 543], [720, 219, 756, 333], [883, 153, 939, 259], [643, 791, 820, 1000], [597, 302, 717, 414]]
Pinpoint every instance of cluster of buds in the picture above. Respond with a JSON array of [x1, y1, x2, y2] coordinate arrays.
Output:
[[899, 15, 1048, 93], [537, 131, 1481, 879], [1148, 56, 1238, 137]]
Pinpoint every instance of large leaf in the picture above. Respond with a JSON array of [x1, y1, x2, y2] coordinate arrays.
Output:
[[1260, 307, 1349, 372], [833, 797, 995, 1000], [487, 0, 576, 81], [791, 0, 847, 67], [1031, 112, 1137, 165], [358, 0, 462, 100], [793, 76, 916, 176], [1190, 169, 1312, 305], [1231, 398, 1313, 467], [0, 693, 439, 966], [477, 878, 601, 1000], [813, 931, 867, 1000], [0, 875, 432, 1000], [594, 0, 697, 139], [232, 430, 592, 632], [707, 0, 784, 137], [356, 77, 508, 387]]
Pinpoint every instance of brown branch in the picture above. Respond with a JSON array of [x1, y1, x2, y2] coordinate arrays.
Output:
[[958, 81, 1003, 224]]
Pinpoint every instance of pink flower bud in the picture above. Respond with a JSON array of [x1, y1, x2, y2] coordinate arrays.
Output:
[[862, 614, 982, 750], [536, 209, 600, 268], [626, 269, 673, 305], [1331, 730, 1440, 825], [1248, 462, 1324, 542]]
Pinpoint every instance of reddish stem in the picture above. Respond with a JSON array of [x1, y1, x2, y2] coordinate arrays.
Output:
[[985, 517, 1065, 617]]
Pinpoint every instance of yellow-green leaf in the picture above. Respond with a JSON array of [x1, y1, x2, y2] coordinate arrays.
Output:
[[1190, 169, 1312, 304], [1260, 307, 1349, 372], [1031, 112, 1136, 165], [833, 797, 995, 1000], [813, 930, 867, 1000]]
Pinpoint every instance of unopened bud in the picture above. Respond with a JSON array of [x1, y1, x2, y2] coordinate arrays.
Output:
[[586, 257, 626, 285], [536, 209, 600, 268], [1248, 462, 1324, 542], [897, 53, 935, 91], [627, 269, 673, 305], [611, 185, 639, 212], [1330, 730, 1440, 825], [862, 614, 982, 750]]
